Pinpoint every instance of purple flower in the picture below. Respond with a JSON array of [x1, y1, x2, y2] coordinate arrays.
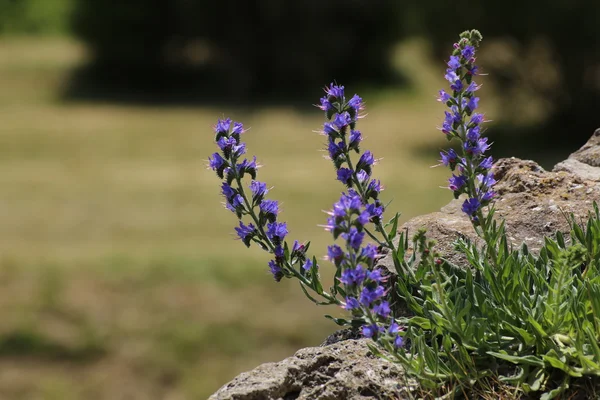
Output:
[[334, 191, 363, 215], [260, 199, 279, 217], [274, 245, 284, 259], [361, 244, 378, 263], [448, 174, 467, 191], [450, 79, 463, 92], [440, 149, 458, 168], [356, 170, 369, 184], [467, 125, 480, 141], [319, 96, 333, 112], [217, 136, 237, 152], [326, 83, 345, 99], [465, 82, 480, 93], [464, 137, 489, 155], [448, 55, 461, 70], [344, 297, 360, 310], [250, 181, 268, 198], [366, 180, 382, 198], [356, 210, 370, 226], [327, 245, 344, 264], [327, 138, 344, 160], [467, 64, 479, 75], [231, 122, 244, 135], [445, 70, 459, 84], [324, 122, 337, 136], [214, 118, 231, 134], [341, 227, 365, 250], [388, 322, 400, 334], [268, 260, 284, 282], [480, 190, 495, 203], [365, 203, 383, 219], [394, 335, 404, 348], [349, 130, 362, 150], [367, 269, 383, 282], [236, 156, 257, 175], [235, 221, 255, 246], [340, 265, 367, 286], [291, 240, 303, 254], [373, 301, 391, 317], [221, 182, 235, 199], [438, 89, 452, 103], [466, 96, 479, 112], [327, 139, 344, 159], [359, 285, 384, 307], [479, 156, 494, 170], [333, 112, 352, 130], [478, 172, 497, 188], [470, 113, 484, 125], [302, 259, 313, 272], [209, 152, 226, 171], [232, 142, 246, 158], [230, 194, 244, 209], [266, 222, 288, 241], [462, 198, 481, 216], [348, 94, 363, 112], [440, 119, 453, 135], [362, 324, 379, 338], [337, 168, 353, 185], [357, 151, 374, 170], [461, 45, 475, 60]]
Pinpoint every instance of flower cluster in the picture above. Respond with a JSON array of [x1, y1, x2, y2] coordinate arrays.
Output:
[[319, 84, 383, 217], [208, 118, 311, 282], [325, 190, 403, 347], [437, 30, 496, 223]]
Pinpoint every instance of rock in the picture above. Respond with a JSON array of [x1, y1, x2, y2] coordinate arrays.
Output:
[[208, 339, 415, 400], [210, 128, 600, 400], [554, 128, 600, 180]]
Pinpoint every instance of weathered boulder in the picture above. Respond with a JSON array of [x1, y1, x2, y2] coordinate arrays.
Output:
[[210, 129, 600, 400], [208, 339, 415, 400]]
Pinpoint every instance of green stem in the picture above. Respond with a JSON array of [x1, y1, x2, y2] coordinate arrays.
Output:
[[342, 145, 409, 278], [231, 161, 340, 305], [455, 92, 498, 265]]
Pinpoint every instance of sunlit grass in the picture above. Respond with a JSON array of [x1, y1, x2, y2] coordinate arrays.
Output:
[[0, 36, 501, 398]]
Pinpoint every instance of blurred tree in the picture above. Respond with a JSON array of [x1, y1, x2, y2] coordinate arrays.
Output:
[[405, 0, 600, 145], [70, 0, 404, 101]]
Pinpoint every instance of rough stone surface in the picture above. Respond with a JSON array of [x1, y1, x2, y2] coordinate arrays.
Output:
[[554, 128, 600, 180], [208, 339, 415, 400], [210, 129, 600, 400]]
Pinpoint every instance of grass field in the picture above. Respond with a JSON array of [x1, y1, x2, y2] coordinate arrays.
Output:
[[0, 37, 497, 399]]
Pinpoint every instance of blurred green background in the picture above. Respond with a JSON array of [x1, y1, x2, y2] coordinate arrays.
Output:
[[0, 0, 598, 398]]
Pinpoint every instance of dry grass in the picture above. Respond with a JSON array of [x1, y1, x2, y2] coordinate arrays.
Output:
[[0, 36, 499, 398]]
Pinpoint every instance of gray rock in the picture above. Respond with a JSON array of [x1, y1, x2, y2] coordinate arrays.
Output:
[[554, 128, 600, 180], [210, 128, 600, 400], [208, 339, 415, 400]]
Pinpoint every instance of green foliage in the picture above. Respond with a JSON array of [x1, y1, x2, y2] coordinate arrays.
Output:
[[389, 203, 600, 397], [0, 0, 74, 35]]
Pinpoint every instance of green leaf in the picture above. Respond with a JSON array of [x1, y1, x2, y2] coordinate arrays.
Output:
[[543, 353, 583, 377], [540, 378, 569, 400], [556, 231, 565, 248], [324, 314, 350, 327], [527, 316, 548, 338], [388, 212, 400, 238], [409, 316, 432, 330], [310, 256, 323, 295], [299, 282, 331, 306], [523, 367, 545, 392], [486, 351, 544, 367]]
